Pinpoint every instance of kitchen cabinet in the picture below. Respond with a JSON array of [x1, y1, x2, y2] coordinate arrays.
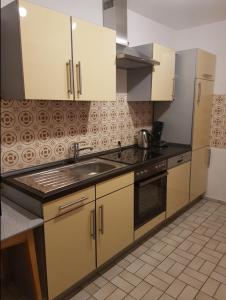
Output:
[[192, 79, 214, 150], [190, 147, 210, 202], [43, 173, 133, 298], [151, 44, 176, 101], [1, 0, 73, 100], [127, 43, 175, 101], [196, 49, 216, 80], [71, 18, 116, 101], [44, 187, 95, 300], [167, 162, 190, 218], [96, 185, 134, 266], [1, 0, 116, 101]]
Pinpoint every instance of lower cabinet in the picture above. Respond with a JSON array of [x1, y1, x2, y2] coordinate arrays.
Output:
[[190, 147, 210, 202], [44, 173, 134, 299], [167, 162, 190, 218], [96, 185, 134, 266], [44, 201, 96, 300]]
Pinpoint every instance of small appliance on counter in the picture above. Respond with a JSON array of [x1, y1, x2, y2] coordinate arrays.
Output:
[[151, 121, 168, 148], [137, 129, 152, 149]]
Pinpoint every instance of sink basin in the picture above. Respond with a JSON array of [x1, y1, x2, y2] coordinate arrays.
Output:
[[15, 159, 126, 193]]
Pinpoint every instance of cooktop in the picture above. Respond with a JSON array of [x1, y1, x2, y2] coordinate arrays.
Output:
[[100, 147, 161, 165]]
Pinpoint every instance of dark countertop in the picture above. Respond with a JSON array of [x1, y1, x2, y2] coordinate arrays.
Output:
[[1, 143, 191, 204]]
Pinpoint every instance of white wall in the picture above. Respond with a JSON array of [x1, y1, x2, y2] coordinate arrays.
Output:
[[128, 10, 176, 48], [174, 21, 226, 94], [207, 148, 226, 201], [1, 0, 103, 25]]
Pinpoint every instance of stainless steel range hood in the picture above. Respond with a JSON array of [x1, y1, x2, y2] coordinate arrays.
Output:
[[103, 0, 160, 69]]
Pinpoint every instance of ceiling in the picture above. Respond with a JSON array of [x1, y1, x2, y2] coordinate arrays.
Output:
[[128, 0, 226, 30]]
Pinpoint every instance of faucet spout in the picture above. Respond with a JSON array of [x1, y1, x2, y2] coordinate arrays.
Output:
[[73, 142, 93, 162]]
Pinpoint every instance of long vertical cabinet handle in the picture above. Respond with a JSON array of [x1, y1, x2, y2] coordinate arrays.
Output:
[[69, 59, 74, 97], [197, 82, 202, 104], [66, 61, 72, 97], [208, 149, 211, 167], [76, 61, 82, 96], [90, 209, 96, 240], [99, 205, 104, 234]]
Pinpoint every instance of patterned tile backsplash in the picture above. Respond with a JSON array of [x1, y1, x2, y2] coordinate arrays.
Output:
[[1, 94, 153, 173], [210, 95, 226, 149], [1, 94, 225, 174]]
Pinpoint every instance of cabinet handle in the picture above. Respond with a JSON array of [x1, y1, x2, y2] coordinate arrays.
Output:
[[202, 73, 213, 80], [76, 61, 82, 96], [58, 196, 88, 213], [197, 82, 202, 104], [172, 78, 175, 100], [90, 209, 96, 240], [99, 205, 104, 234], [69, 59, 74, 96], [208, 149, 211, 167], [66, 61, 72, 97]]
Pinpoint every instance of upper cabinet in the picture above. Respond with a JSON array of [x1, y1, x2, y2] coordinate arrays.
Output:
[[1, 0, 73, 100], [1, 0, 116, 101], [127, 43, 175, 101], [196, 49, 216, 80], [151, 44, 176, 101], [72, 18, 116, 101]]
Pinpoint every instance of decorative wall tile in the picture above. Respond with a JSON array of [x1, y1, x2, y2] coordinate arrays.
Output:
[[1, 94, 153, 173], [210, 95, 226, 149]]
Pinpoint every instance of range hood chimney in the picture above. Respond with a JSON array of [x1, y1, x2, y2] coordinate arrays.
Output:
[[103, 0, 160, 69], [103, 0, 128, 46]]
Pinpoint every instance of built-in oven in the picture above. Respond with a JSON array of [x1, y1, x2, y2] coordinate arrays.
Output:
[[134, 160, 167, 229]]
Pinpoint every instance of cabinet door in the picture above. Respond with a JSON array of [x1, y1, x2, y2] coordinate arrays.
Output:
[[96, 185, 134, 266], [167, 162, 190, 218], [190, 147, 210, 202], [151, 44, 175, 101], [44, 202, 96, 300], [192, 79, 214, 150], [19, 0, 73, 100], [71, 18, 116, 101], [196, 49, 216, 80]]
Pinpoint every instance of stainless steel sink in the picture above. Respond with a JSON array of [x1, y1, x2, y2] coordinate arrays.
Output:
[[15, 158, 126, 193]]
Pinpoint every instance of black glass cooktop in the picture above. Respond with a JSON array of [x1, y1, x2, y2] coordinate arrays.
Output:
[[100, 147, 161, 165]]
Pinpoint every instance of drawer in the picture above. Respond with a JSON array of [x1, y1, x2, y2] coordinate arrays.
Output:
[[96, 172, 134, 199], [168, 152, 191, 169], [43, 186, 95, 221]]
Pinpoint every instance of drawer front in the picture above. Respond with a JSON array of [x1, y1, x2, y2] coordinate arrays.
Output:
[[134, 212, 166, 240], [168, 152, 191, 169], [43, 186, 95, 221], [96, 172, 134, 199]]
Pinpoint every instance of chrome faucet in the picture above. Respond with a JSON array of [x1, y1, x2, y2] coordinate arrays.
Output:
[[73, 142, 93, 162]]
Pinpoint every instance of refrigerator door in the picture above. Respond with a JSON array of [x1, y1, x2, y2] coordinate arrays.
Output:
[[192, 79, 214, 150]]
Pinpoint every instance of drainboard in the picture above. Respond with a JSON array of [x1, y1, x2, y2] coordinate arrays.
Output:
[[14, 158, 126, 193]]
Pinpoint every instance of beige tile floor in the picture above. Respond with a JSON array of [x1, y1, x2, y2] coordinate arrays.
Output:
[[71, 198, 226, 300]]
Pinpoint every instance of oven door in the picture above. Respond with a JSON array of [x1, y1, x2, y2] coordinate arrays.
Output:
[[134, 172, 167, 229]]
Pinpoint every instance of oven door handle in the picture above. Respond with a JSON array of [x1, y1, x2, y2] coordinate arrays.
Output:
[[138, 172, 168, 187]]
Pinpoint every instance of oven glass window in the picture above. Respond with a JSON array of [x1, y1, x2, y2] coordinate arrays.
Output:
[[135, 175, 166, 228]]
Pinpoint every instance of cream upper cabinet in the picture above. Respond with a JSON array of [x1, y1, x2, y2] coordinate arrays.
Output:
[[190, 147, 210, 202], [43, 187, 95, 300], [167, 162, 190, 218], [71, 18, 116, 101], [96, 185, 134, 266], [1, 0, 73, 100], [192, 79, 214, 150], [196, 49, 216, 80], [151, 44, 176, 101]]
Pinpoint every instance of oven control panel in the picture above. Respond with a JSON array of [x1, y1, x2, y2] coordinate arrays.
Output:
[[135, 160, 167, 181]]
